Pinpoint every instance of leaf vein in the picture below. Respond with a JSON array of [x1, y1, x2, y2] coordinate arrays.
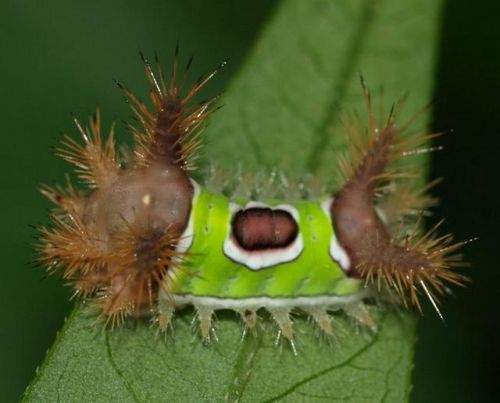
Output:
[[105, 332, 142, 403], [262, 319, 383, 403]]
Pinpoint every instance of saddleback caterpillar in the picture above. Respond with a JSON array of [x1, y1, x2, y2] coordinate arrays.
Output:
[[37, 48, 469, 345]]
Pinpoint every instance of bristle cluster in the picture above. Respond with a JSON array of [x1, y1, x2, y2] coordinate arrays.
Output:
[[92, 225, 183, 327], [119, 47, 225, 170], [203, 164, 327, 201], [38, 50, 222, 326], [356, 220, 470, 318], [56, 110, 118, 188], [337, 79, 441, 199], [332, 77, 469, 316], [39, 210, 182, 327]]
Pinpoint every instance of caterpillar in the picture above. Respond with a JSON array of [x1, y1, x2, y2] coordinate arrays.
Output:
[[37, 48, 468, 345]]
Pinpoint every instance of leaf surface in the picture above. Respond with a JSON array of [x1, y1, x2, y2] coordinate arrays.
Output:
[[25, 308, 416, 402], [24, 0, 442, 401]]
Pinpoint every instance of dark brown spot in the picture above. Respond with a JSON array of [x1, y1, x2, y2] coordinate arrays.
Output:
[[231, 207, 298, 251]]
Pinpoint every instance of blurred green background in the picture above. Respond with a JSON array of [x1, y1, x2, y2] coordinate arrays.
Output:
[[0, 1, 498, 402]]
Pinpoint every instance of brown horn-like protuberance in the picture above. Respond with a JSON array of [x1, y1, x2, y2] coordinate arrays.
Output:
[[330, 79, 468, 316], [122, 48, 226, 170], [38, 50, 222, 326]]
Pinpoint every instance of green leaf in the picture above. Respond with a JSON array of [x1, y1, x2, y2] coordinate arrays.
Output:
[[24, 0, 442, 401], [24, 307, 416, 402]]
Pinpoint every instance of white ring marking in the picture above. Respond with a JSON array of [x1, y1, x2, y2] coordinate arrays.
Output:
[[176, 179, 200, 253], [321, 198, 351, 272], [223, 202, 304, 270]]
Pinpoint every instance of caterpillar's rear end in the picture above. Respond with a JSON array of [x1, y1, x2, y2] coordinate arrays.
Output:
[[37, 50, 469, 342]]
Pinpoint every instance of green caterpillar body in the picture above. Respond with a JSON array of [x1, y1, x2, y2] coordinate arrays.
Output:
[[174, 186, 360, 299], [159, 185, 370, 340]]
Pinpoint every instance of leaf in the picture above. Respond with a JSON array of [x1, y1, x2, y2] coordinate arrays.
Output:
[[24, 307, 416, 402], [24, 0, 442, 401], [204, 0, 441, 177]]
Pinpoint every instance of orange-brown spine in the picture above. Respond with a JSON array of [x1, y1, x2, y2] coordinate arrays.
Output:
[[331, 77, 469, 317]]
